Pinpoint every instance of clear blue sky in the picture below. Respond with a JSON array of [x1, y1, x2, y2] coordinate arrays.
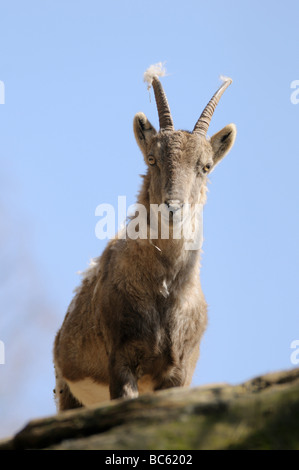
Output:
[[0, 0, 298, 438]]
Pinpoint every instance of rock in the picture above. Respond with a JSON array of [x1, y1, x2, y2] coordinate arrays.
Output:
[[1, 367, 299, 450]]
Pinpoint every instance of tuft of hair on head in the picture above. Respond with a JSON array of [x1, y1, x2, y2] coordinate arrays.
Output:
[[143, 62, 167, 90]]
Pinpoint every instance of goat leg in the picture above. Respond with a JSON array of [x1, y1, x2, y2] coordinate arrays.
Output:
[[154, 366, 187, 391], [108, 354, 138, 400]]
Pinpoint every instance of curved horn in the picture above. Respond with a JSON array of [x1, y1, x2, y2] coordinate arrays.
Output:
[[193, 76, 232, 137], [143, 63, 174, 131], [152, 77, 174, 131]]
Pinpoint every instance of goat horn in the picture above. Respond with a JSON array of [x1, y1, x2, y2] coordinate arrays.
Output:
[[193, 76, 232, 137], [151, 77, 174, 131], [143, 63, 174, 131]]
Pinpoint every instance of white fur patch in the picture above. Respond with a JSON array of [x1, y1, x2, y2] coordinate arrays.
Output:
[[66, 378, 110, 407], [66, 376, 155, 407], [143, 62, 167, 90], [160, 279, 170, 298]]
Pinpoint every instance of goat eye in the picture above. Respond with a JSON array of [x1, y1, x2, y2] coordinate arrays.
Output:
[[148, 156, 156, 165], [203, 164, 211, 173]]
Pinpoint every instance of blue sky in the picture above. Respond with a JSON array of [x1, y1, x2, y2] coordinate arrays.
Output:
[[0, 0, 298, 437]]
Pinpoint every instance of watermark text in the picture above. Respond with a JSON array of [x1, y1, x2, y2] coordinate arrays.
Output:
[[290, 80, 299, 104], [95, 196, 203, 250], [290, 340, 299, 365]]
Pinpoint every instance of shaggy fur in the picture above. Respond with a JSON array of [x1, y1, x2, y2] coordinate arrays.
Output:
[[53, 68, 236, 411]]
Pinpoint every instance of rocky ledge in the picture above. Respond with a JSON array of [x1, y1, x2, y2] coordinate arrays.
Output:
[[1, 367, 299, 450]]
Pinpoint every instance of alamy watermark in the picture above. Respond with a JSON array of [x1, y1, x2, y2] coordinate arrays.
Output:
[[95, 196, 203, 250], [290, 340, 299, 365], [290, 80, 299, 104], [0, 340, 5, 364], [0, 80, 5, 104]]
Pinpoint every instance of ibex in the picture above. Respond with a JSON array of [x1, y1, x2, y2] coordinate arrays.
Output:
[[53, 63, 236, 411]]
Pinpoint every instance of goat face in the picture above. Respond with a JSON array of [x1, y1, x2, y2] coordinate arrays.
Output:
[[134, 112, 236, 213], [134, 70, 236, 217]]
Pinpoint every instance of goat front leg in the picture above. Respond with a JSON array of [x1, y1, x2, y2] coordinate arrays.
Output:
[[108, 353, 138, 400], [154, 366, 187, 391]]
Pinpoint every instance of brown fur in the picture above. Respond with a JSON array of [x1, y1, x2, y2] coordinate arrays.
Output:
[[53, 89, 236, 411]]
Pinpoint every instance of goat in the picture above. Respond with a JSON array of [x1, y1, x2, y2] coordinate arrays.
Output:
[[53, 63, 237, 411]]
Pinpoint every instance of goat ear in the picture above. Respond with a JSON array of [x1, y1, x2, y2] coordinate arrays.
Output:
[[133, 112, 157, 154], [210, 123, 237, 167]]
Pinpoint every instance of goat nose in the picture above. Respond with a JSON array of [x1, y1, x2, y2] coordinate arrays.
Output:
[[165, 200, 183, 212]]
